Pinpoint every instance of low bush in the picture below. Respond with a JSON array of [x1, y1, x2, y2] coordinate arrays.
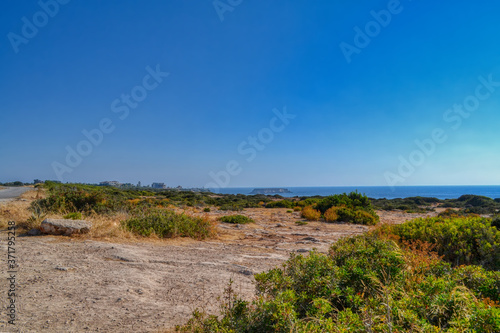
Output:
[[442, 195, 500, 215], [371, 196, 439, 213], [324, 206, 339, 222], [491, 215, 500, 229], [317, 192, 379, 225], [324, 206, 378, 225], [179, 234, 500, 332], [301, 206, 321, 221], [122, 209, 215, 240], [316, 192, 372, 214], [203, 207, 211, 212], [438, 208, 470, 218], [265, 200, 294, 209], [219, 215, 254, 224], [392, 216, 500, 270]]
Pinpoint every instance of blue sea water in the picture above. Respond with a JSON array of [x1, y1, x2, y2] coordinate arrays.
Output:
[[209, 186, 500, 200]]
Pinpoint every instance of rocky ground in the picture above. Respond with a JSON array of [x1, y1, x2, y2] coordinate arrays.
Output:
[[0, 205, 437, 332]]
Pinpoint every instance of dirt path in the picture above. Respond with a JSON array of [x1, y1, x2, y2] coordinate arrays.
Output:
[[0, 208, 435, 332], [0, 187, 32, 203]]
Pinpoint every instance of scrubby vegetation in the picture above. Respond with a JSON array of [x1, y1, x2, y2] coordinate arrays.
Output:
[[33, 182, 275, 214], [178, 216, 500, 332], [441, 195, 500, 215], [219, 215, 254, 224], [389, 216, 500, 270], [298, 193, 379, 225], [371, 196, 439, 213], [122, 209, 215, 240], [316, 192, 379, 225], [301, 206, 321, 221]]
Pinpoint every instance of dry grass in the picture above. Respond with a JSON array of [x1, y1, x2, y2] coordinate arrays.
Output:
[[20, 188, 43, 200], [83, 212, 137, 240], [0, 190, 137, 241], [0, 199, 34, 229]]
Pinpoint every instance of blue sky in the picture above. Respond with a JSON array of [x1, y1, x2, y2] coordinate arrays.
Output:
[[1, 0, 500, 187]]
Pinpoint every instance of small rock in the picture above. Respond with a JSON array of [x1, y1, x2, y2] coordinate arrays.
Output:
[[27, 228, 41, 236], [55, 266, 68, 271], [40, 218, 92, 236], [275, 223, 284, 227], [296, 249, 309, 253]]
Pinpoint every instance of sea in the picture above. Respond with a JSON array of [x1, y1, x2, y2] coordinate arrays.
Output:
[[208, 186, 500, 200]]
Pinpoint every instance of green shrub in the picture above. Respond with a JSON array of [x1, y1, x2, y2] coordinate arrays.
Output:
[[219, 215, 254, 224], [451, 265, 500, 302], [122, 209, 215, 240], [265, 200, 294, 209], [316, 192, 379, 225], [203, 207, 211, 212], [324, 206, 378, 225], [316, 192, 372, 214], [438, 208, 472, 218], [393, 216, 500, 270], [371, 196, 439, 213], [179, 234, 500, 332], [63, 212, 83, 220], [492, 215, 500, 229]]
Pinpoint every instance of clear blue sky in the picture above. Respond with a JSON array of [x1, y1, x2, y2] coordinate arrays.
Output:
[[1, 0, 500, 187]]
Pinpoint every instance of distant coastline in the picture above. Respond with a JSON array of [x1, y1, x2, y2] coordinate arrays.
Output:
[[250, 188, 292, 195], [210, 185, 500, 200]]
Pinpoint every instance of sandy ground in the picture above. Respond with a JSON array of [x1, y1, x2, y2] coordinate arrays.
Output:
[[0, 204, 437, 332]]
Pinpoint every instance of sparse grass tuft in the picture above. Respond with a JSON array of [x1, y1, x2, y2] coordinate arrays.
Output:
[[64, 212, 83, 220]]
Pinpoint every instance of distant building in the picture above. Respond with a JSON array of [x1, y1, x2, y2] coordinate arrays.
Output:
[[100, 181, 121, 187], [137, 181, 142, 188], [151, 182, 166, 189]]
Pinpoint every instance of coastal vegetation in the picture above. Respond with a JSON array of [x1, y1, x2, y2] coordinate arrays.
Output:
[[2, 182, 499, 331], [300, 193, 379, 225], [25, 183, 500, 237], [178, 216, 500, 332], [122, 209, 215, 240], [385, 216, 500, 270], [219, 215, 254, 224]]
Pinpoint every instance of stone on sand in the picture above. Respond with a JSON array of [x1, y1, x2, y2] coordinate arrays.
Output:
[[40, 218, 92, 236]]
